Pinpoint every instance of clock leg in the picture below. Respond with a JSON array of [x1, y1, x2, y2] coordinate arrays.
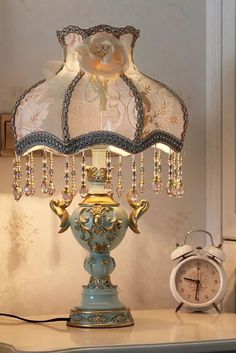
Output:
[[212, 302, 220, 313], [175, 302, 184, 312]]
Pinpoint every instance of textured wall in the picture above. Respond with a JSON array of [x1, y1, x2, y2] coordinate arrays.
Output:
[[0, 0, 206, 315]]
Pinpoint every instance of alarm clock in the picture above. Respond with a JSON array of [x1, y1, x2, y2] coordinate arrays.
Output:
[[170, 229, 227, 313]]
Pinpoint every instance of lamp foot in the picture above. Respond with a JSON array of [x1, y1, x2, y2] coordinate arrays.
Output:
[[67, 307, 134, 328]]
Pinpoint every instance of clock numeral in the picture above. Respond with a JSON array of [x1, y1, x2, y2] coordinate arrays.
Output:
[[180, 288, 185, 293], [212, 271, 216, 275], [181, 271, 186, 275], [205, 295, 209, 299], [179, 279, 182, 283], [214, 280, 218, 284], [212, 289, 216, 293]]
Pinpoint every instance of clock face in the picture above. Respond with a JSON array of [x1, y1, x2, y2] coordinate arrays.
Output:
[[175, 258, 221, 305]]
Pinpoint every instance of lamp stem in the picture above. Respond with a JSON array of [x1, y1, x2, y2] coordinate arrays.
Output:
[[91, 147, 107, 169]]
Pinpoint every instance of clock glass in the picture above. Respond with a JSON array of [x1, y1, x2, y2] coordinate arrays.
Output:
[[175, 258, 220, 304]]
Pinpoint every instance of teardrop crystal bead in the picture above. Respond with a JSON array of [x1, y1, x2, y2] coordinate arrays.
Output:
[[79, 184, 88, 198], [41, 182, 48, 194], [62, 187, 73, 201], [105, 180, 113, 194], [48, 183, 56, 197], [129, 189, 138, 202], [13, 187, 22, 201]]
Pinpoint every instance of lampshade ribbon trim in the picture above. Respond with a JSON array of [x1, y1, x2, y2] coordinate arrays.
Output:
[[120, 73, 144, 142], [62, 71, 85, 142], [57, 24, 140, 48], [15, 129, 183, 155]]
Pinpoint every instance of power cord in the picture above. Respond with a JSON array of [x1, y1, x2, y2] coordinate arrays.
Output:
[[0, 313, 69, 323]]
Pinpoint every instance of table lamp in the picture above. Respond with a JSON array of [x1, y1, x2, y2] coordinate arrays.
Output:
[[11, 25, 188, 328]]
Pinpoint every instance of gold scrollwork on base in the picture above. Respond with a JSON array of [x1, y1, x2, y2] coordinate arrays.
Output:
[[67, 308, 134, 328], [84, 276, 116, 289], [75, 205, 122, 251], [86, 166, 107, 183]]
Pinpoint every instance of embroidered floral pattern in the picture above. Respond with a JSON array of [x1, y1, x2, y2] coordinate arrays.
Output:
[[15, 84, 53, 139], [128, 72, 184, 139]]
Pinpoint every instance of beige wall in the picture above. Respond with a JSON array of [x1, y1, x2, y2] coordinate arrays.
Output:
[[0, 0, 206, 315]]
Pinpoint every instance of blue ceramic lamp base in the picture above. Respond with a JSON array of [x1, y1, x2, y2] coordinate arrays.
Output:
[[50, 151, 149, 328], [67, 254, 134, 327]]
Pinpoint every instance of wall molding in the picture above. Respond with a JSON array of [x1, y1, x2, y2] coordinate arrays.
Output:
[[206, 0, 236, 242], [222, 0, 236, 239], [206, 0, 222, 243]]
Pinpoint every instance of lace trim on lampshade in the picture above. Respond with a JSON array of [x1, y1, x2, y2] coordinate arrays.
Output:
[[57, 25, 140, 48], [57, 25, 139, 62], [15, 130, 183, 156]]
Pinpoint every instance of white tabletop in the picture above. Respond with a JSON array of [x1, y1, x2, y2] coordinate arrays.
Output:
[[1, 309, 236, 353]]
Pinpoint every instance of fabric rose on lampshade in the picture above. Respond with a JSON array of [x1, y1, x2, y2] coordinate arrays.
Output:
[[77, 32, 129, 77]]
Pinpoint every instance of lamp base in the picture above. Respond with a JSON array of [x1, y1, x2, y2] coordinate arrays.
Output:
[[67, 307, 134, 328]]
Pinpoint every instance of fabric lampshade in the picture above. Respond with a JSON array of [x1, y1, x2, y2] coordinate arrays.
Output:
[[11, 25, 188, 202], [12, 25, 188, 156]]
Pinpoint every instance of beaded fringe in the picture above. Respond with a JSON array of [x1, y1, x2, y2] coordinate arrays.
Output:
[[12, 149, 184, 201]]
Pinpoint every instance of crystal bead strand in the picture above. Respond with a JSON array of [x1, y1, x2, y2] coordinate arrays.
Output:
[[172, 152, 178, 197], [71, 155, 78, 196], [166, 150, 175, 197], [41, 150, 49, 194], [24, 152, 35, 196], [79, 151, 88, 198], [105, 150, 113, 194], [152, 147, 163, 194], [175, 153, 184, 197], [48, 153, 56, 196], [29, 152, 35, 195], [12, 153, 22, 201], [129, 155, 138, 201], [139, 152, 145, 193], [62, 157, 72, 201], [116, 155, 123, 197], [24, 153, 32, 196]]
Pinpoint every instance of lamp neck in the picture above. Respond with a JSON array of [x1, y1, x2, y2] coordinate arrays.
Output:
[[86, 147, 108, 194], [91, 147, 107, 169]]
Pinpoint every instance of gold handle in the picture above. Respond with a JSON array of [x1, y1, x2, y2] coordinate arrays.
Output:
[[49, 199, 72, 233], [127, 191, 150, 234]]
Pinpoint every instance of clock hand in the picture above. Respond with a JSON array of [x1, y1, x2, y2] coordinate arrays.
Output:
[[183, 277, 198, 282], [195, 260, 201, 301], [195, 279, 201, 301]]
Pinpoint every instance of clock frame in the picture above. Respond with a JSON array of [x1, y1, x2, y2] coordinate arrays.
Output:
[[170, 255, 227, 312]]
